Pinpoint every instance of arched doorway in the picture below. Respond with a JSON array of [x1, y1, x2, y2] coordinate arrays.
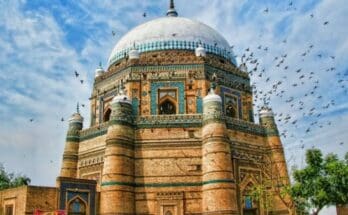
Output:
[[241, 180, 259, 215], [68, 197, 87, 215], [165, 211, 173, 215], [158, 89, 178, 115], [225, 95, 238, 118], [225, 100, 237, 118], [103, 108, 111, 122], [159, 100, 176, 115]]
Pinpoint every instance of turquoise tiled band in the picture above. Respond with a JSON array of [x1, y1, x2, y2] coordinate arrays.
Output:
[[109, 40, 237, 66]]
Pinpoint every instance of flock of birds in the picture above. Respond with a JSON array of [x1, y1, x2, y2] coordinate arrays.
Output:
[[28, 2, 346, 164], [229, 2, 346, 160]]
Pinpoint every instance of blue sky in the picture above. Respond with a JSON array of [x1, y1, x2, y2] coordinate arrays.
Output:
[[0, 0, 347, 213]]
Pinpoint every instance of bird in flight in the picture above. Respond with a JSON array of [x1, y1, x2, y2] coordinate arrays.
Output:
[[263, 8, 269, 13], [29, 118, 34, 122], [323, 21, 329, 25], [74, 70, 79, 78], [61, 117, 64, 122], [112, 30, 116, 36], [143, 12, 147, 18], [80, 80, 84, 84]]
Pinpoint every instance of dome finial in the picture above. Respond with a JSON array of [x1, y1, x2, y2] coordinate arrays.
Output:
[[167, 0, 178, 17]]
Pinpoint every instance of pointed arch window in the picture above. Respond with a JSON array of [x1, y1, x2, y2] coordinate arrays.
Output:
[[159, 100, 176, 115], [241, 180, 259, 215], [68, 197, 86, 215], [225, 94, 238, 118], [245, 196, 253, 209], [158, 89, 177, 115], [103, 108, 111, 122]]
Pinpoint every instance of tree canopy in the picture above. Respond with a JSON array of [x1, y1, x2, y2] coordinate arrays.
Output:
[[0, 163, 31, 190], [291, 149, 348, 215]]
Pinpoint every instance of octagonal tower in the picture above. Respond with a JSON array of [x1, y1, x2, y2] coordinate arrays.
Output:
[[59, 1, 291, 214]]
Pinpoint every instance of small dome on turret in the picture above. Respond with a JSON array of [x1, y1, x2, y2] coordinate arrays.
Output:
[[239, 63, 248, 73], [95, 64, 105, 78], [111, 90, 132, 105], [259, 106, 274, 118], [129, 46, 140, 60], [69, 112, 84, 124], [195, 43, 206, 57], [203, 88, 222, 104]]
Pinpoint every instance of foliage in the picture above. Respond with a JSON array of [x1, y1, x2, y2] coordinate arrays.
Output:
[[250, 183, 274, 215], [291, 149, 348, 215], [0, 163, 31, 191]]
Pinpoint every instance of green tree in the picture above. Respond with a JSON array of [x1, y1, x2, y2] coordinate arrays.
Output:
[[291, 149, 348, 215], [0, 163, 31, 190], [250, 182, 274, 215], [250, 153, 296, 215]]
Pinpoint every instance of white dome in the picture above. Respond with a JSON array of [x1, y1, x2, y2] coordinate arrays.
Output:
[[195, 44, 206, 57], [203, 88, 222, 104], [111, 91, 132, 105], [95, 67, 105, 78], [239, 63, 248, 73], [259, 106, 274, 118], [129, 47, 140, 60], [69, 113, 83, 124], [108, 16, 236, 67]]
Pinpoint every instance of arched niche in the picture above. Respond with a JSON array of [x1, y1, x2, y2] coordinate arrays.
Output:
[[165, 211, 173, 215], [103, 108, 111, 122], [158, 89, 178, 115], [68, 196, 87, 215], [240, 175, 260, 215], [224, 93, 240, 119]]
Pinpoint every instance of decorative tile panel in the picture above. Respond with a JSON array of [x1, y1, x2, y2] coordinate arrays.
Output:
[[220, 86, 243, 119], [196, 97, 203, 114], [150, 81, 185, 115], [132, 98, 139, 116]]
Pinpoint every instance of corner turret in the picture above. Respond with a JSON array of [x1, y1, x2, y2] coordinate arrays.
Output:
[[129, 45, 140, 61], [60, 106, 83, 178], [201, 84, 238, 214], [95, 63, 105, 78], [239, 62, 248, 73], [195, 43, 206, 57], [259, 105, 289, 188], [100, 89, 135, 214], [259, 106, 279, 136]]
